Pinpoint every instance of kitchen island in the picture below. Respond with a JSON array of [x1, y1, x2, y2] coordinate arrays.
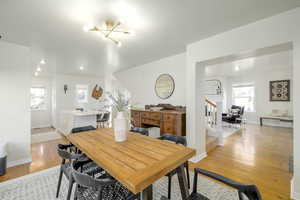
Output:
[[58, 110, 102, 135]]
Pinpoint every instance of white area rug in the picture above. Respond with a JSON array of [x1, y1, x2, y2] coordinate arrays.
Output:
[[0, 166, 238, 200]]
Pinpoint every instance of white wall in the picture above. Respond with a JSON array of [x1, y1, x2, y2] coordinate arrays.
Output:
[[52, 74, 105, 129], [186, 8, 300, 198], [114, 53, 186, 107], [31, 77, 53, 129], [0, 41, 31, 166]]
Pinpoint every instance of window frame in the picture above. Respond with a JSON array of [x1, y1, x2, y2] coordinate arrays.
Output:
[[232, 83, 255, 113]]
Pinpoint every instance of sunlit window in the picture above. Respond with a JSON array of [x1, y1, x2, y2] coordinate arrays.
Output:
[[76, 85, 89, 103], [232, 84, 255, 112], [31, 87, 46, 110]]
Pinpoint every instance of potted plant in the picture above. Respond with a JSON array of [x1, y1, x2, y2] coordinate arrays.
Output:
[[106, 90, 130, 142]]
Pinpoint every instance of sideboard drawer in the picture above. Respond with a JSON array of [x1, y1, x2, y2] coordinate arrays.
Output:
[[162, 121, 175, 134], [141, 118, 160, 127], [131, 111, 140, 118], [132, 118, 141, 127], [149, 112, 161, 120], [163, 113, 176, 122], [141, 112, 150, 119]]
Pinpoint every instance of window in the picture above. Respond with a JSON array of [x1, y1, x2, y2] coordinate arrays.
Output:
[[76, 85, 89, 103], [31, 87, 46, 110], [232, 84, 255, 112]]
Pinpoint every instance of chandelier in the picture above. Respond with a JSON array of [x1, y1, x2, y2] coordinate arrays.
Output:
[[83, 20, 134, 47]]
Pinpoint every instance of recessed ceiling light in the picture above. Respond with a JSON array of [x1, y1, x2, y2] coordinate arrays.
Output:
[[235, 65, 240, 71], [40, 59, 46, 65], [34, 71, 39, 76], [37, 66, 42, 72], [79, 66, 84, 71]]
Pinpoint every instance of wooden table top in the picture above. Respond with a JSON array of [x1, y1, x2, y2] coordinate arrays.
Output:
[[66, 128, 195, 194]]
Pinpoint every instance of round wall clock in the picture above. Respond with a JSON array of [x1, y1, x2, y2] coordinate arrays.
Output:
[[155, 74, 175, 99]]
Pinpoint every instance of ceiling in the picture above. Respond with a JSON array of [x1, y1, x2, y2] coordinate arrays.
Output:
[[205, 50, 293, 77], [0, 0, 299, 76]]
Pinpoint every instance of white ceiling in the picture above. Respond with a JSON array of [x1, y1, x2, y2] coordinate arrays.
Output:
[[0, 0, 299, 76], [205, 50, 293, 77]]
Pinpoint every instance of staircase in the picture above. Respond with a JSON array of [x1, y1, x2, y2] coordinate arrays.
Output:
[[205, 98, 219, 153]]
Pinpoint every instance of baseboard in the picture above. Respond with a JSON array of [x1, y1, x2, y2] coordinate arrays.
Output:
[[291, 178, 300, 200], [31, 124, 52, 129], [292, 191, 300, 200], [7, 157, 32, 168], [189, 152, 207, 163]]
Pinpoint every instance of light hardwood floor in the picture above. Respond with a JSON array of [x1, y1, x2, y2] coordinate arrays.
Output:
[[192, 124, 293, 200], [0, 125, 293, 200], [0, 139, 68, 182]]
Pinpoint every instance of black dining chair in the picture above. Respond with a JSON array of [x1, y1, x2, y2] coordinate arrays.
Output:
[[161, 168, 262, 200], [56, 144, 103, 200], [97, 112, 110, 128], [70, 160, 140, 200], [130, 127, 149, 136], [70, 126, 97, 153], [158, 134, 190, 199], [72, 126, 96, 133]]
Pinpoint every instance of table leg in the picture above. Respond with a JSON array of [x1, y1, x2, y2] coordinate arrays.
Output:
[[176, 164, 189, 200], [141, 185, 153, 200]]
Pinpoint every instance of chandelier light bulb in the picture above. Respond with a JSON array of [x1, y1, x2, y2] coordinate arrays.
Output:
[[37, 66, 42, 72], [129, 30, 135, 36], [119, 19, 125, 24], [79, 66, 84, 71], [117, 41, 122, 47], [83, 24, 94, 32]]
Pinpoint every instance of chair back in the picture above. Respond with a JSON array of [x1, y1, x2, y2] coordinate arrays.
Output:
[[130, 127, 149, 136], [193, 168, 262, 200], [240, 106, 245, 116], [102, 112, 110, 121], [71, 161, 115, 188], [57, 144, 84, 162], [159, 134, 187, 146], [71, 126, 96, 134]]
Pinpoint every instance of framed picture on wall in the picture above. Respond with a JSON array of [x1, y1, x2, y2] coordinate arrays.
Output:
[[270, 80, 290, 101]]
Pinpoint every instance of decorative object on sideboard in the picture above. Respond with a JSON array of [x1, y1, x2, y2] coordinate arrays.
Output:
[[64, 84, 68, 94], [155, 74, 175, 99], [270, 80, 290, 101], [145, 104, 186, 112], [106, 91, 130, 142], [92, 85, 103, 100]]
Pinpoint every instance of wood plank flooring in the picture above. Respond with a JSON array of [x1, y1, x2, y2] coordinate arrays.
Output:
[[191, 124, 293, 200], [0, 138, 67, 182], [0, 125, 293, 200]]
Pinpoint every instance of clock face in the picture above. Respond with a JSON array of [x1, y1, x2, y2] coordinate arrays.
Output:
[[155, 74, 175, 99]]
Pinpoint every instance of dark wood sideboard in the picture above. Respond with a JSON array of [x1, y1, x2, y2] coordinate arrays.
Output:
[[131, 104, 186, 136]]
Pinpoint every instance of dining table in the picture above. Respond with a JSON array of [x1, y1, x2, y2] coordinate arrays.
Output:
[[66, 128, 196, 200]]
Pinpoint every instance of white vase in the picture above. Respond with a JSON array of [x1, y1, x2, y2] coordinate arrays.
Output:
[[113, 111, 128, 142]]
